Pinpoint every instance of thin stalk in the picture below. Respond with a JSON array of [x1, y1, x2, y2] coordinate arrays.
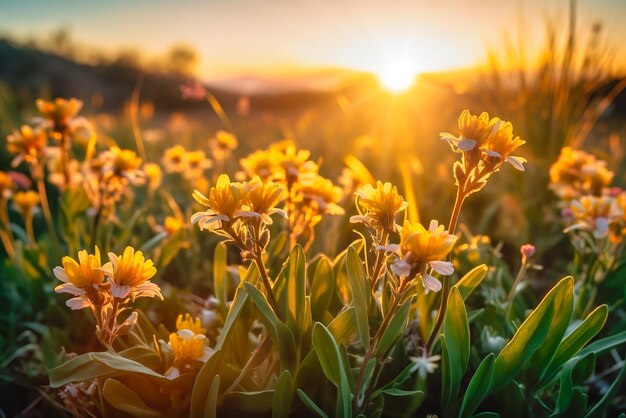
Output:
[[35, 174, 60, 246], [0, 200, 16, 259], [504, 260, 529, 319], [369, 229, 389, 287], [24, 212, 35, 245]]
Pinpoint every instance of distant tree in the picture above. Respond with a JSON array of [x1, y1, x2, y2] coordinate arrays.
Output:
[[165, 44, 198, 75]]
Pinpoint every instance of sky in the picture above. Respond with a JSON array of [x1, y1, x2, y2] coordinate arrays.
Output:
[[1, 0, 625, 79]]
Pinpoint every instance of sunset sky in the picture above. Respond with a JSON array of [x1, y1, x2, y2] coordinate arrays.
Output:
[[1, 0, 625, 79]]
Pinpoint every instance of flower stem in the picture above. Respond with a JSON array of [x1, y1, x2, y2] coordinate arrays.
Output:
[[504, 260, 529, 320], [35, 174, 60, 246], [0, 200, 16, 259]]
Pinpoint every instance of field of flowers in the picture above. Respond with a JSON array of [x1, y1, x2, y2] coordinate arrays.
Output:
[[1, 6, 626, 416]]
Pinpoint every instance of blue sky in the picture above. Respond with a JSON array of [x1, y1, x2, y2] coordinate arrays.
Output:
[[1, 0, 624, 78]]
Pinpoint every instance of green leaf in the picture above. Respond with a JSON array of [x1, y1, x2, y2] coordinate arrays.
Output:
[[490, 277, 572, 391], [273, 370, 294, 418], [102, 379, 161, 418], [459, 353, 495, 418], [312, 322, 352, 417], [577, 330, 626, 358], [327, 307, 357, 346], [442, 287, 470, 413], [346, 246, 370, 349], [49, 352, 164, 388], [310, 257, 336, 322], [222, 390, 275, 414], [297, 389, 329, 418], [527, 277, 574, 380], [542, 304, 608, 384], [205, 375, 220, 418], [381, 388, 423, 397], [376, 299, 412, 356], [213, 242, 229, 316], [454, 264, 488, 300], [552, 353, 595, 416], [244, 282, 297, 373], [286, 245, 307, 341], [585, 359, 626, 418]]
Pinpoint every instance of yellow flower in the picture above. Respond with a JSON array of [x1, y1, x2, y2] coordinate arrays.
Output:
[[168, 330, 211, 372], [564, 195, 622, 239], [0, 171, 15, 200], [36, 98, 83, 128], [549, 147, 613, 201], [183, 150, 213, 180], [162, 145, 188, 174], [191, 174, 249, 230], [482, 120, 527, 171], [6, 125, 47, 166], [241, 177, 286, 224], [144, 163, 162, 191], [392, 220, 457, 293], [176, 313, 206, 335], [54, 246, 106, 310], [209, 130, 238, 160], [240, 149, 275, 181], [273, 140, 318, 181], [351, 181, 408, 232], [440, 110, 497, 152], [12, 190, 40, 216], [299, 175, 345, 216], [163, 216, 183, 235], [103, 246, 162, 300]]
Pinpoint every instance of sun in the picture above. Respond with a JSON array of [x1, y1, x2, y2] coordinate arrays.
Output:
[[376, 58, 418, 93]]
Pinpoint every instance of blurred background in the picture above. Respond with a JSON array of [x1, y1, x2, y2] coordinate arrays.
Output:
[[0, 0, 625, 281]]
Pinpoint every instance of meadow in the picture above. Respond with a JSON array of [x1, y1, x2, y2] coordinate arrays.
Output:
[[0, 6, 626, 418]]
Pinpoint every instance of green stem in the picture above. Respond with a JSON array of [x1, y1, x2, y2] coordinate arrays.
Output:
[[504, 261, 529, 320]]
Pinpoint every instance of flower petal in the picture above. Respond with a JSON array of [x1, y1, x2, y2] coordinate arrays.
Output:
[[422, 273, 442, 294], [429, 260, 454, 275]]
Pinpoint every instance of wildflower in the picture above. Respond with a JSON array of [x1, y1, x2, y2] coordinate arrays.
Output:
[[46, 149, 83, 189], [183, 150, 213, 180], [240, 149, 276, 181], [6, 125, 48, 167], [241, 177, 286, 224], [549, 147, 614, 201], [191, 174, 249, 230], [209, 130, 238, 160], [166, 329, 212, 378], [53, 247, 107, 310], [274, 140, 318, 182], [0, 171, 15, 200], [102, 246, 162, 300], [409, 353, 441, 377], [482, 119, 527, 171], [143, 163, 162, 191], [564, 195, 622, 239], [351, 181, 408, 232], [67, 117, 96, 148], [162, 216, 183, 235], [162, 145, 188, 174], [299, 175, 345, 216], [520, 243, 536, 259], [440, 110, 496, 152], [36, 98, 83, 132], [102, 146, 145, 185], [392, 220, 457, 293], [176, 313, 206, 335], [12, 190, 40, 217]]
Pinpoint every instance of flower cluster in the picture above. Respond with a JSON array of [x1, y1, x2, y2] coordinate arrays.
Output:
[[440, 110, 526, 195], [53, 246, 162, 346], [549, 146, 614, 202]]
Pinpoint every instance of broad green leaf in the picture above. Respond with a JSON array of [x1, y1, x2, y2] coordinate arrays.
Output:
[[286, 245, 306, 341], [552, 353, 595, 416], [346, 246, 370, 348], [310, 257, 336, 322], [443, 287, 470, 413], [273, 370, 294, 418], [490, 277, 572, 390], [542, 304, 608, 383], [527, 277, 574, 380], [244, 282, 297, 373], [49, 352, 164, 388], [213, 242, 228, 316], [381, 388, 423, 397], [577, 329, 626, 358], [376, 299, 412, 356], [459, 353, 495, 418], [297, 389, 329, 418], [328, 307, 357, 346], [102, 379, 161, 418], [191, 352, 224, 418], [312, 323, 352, 417], [454, 264, 488, 300], [222, 390, 275, 413]]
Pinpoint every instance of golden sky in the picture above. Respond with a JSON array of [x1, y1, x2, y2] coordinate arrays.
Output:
[[1, 0, 625, 78]]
